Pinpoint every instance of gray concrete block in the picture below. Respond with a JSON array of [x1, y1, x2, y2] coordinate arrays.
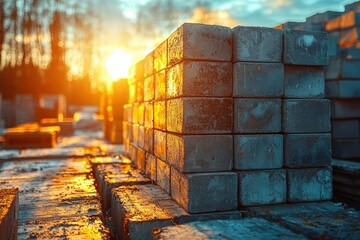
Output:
[[287, 167, 332, 202], [238, 169, 286, 206], [168, 23, 232, 66], [233, 63, 284, 97], [153, 218, 306, 240], [234, 134, 283, 170], [283, 29, 328, 66], [171, 169, 238, 213], [157, 159, 170, 194], [95, 163, 150, 210], [154, 101, 166, 130], [247, 201, 360, 240], [155, 70, 166, 100], [326, 80, 360, 98], [154, 130, 166, 161], [284, 133, 331, 168], [275, 21, 304, 30], [328, 31, 340, 58], [166, 61, 232, 98], [144, 75, 154, 101], [234, 98, 281, 133], [332, 139, 360, 159], [167, 98, 233, 134], [284, 65, 325, 98], [167, 134, 233, 173], [282, 99, 331, 133], [233, 26, 283, 62], [331, 99, 360, 119], [332, 120, 360, 139], [145, 153, 156, 181], [326, 59, 360, 79], [111, 184, 242, 240], [154, 40, 167, 72], [144, 127, 154, 153]]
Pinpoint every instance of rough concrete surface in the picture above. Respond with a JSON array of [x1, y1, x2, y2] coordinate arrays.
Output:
[[0, 188, 19, 240]]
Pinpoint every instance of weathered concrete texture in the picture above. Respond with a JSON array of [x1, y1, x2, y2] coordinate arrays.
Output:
[[234, 134, 283, 170], [136, 148, 146, 172], [284, 133, 331, 168], [0, 188, 19, 240], [234, 98, 281, 133], [287, 167, 332, 202], [340, 27, 360, 47], [238, 169, 286, 206], [233, 63, 284, 97], [331, 99, 360, 119], [284, 65, 325, 98], [154, 130, 166, 161], [154, 70, 166, 100], [326, 80, 360, 98], [123, 104, 133, 124], [135, 125, 145, 149], [282, 99, 331, 133], [166, 61, 232, 98], [153, 218, 306, 240], [171, 169, 238, 213], [94, 163, 151, 210], [233, 26, 283, 62], [332, 159, 360, 176], [154, 40, 167, 73], [154, 101, 166, 130], [144, 75, 154, 102], [144, 102, 154, 128], [136, 80, 144, 103], [345, 1, 360, 12], [326, 59, 360, 79], [144, 52, 154, 78], [111, 184, 241, 240], [145, 153, 157, 181], [144, 127, 154, 153], [247, 201, 360, 240], [168, 23, 232, 66], [167, 98, 233, 134], [283, 29, 328, 66], [305, 11, 342, 30], [157, 159, 171, 194], [167, 134, 233, 173], [89, 156, 131, 167], [275, 21, 304, 30], [332, 119, 360, 139], [332, 139, 360, 159]]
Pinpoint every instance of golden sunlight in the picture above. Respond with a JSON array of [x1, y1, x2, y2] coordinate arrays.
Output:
[[105, 49, 133, 81]]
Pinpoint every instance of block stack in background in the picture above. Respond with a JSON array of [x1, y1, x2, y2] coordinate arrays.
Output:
[[122, 22, 332, 219]]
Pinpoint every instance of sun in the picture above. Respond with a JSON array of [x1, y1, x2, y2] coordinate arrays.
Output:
[[105, 49, 132, 81]]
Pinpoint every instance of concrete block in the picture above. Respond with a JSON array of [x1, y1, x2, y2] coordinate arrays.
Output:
[[131, 103, 139, 124], [284, 133, 331, 168], [144, 102, 154, 128], [331, 120, 360, 139], [282, 99, 331, 133], [306, 11, 342, 25], [325, 15, 342, 31], [341, 11, 360, 29], [167, 133, 232, 173], [345, 1, 360, 12], [247, 201, 360, 240], [0, 188, 19, 240], [234, 135, 283, 170], [154, 101, 166, 130], [340, 27, 360, 47], [153, 218, 306, 240], [168, 23, 232, 66], [123, 104, 133, 123], [40, 118, 74, 136], [233, 63, 284, 97], [144, 75, 154, 101], [287, 167, 332, 202], [167, 98, 233, 134], [326, 59, 360, 79], [155, 70, 166, 100], [111, 184, 242, 240], [341, 47, 360, 59], [233, 26, 283, 62], [136, 80, 144, 103], [157, 159, 171, 194], [166, 61, 232, 98], [234, 98, 281, 133], [284, 65, 325, 98], [328, 31, 340, 58], [3, 128, 57, 149], [171, 169, 238, 213], [136, 125, 145, 149], [154, 40, 167, 72], [326, 80, 360, 98], [154, 130, 166, 161], [144, 127, 154, 153], [137, 148, 146, 171], [128, 82, 137, 104], [331, 99, 360, 119], [144, 51, 154, 77], [283, 29, 328, 66], [94, 163, 150, 210], [275, 21, 304, 30], [128, 60, 144, 83], [332, 139, 360, 159], [237, 169, 286, 206], [145, 153, 156, 181]]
